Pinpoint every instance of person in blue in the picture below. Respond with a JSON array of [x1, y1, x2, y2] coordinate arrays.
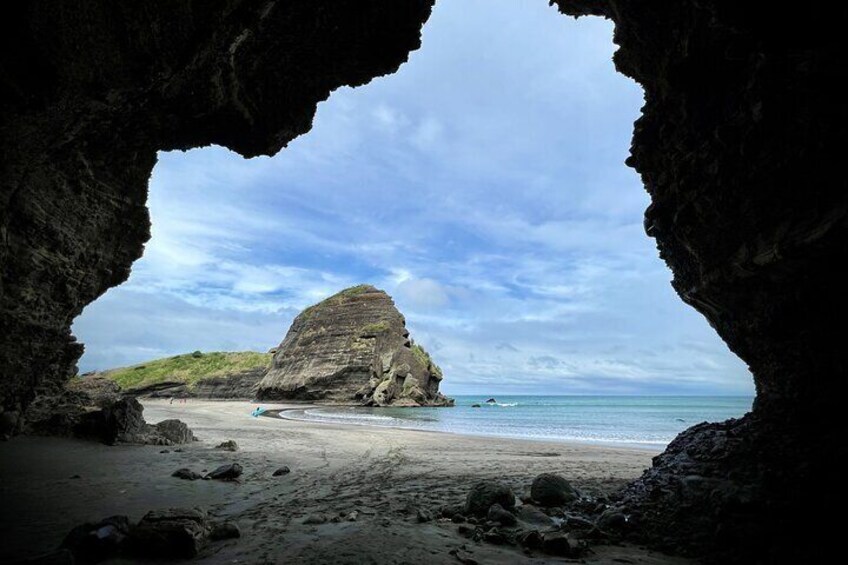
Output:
[[251, 406, 265, 418]]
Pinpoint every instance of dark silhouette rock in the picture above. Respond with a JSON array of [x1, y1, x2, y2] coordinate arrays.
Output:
[[272, 466, 291, 476], [485, 398, 497, 404], [155, 420, 196, 444], [303, 514, 327, 525], [206, 463, 243, 481], [471, 404, 481, 408], [256, 285, 452, 407], [465, 481, 515, 517], [416, 508, 434, 523], [129, 508, 211, 558], [530, 473, 579, 507], [61, 515, 130, 562], [487, 503, 517, 527], [540, 531, 571, 557], [210, 522, 241, 541], [515, 505, 554, 528]]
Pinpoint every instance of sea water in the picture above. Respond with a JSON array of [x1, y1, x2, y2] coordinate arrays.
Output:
[[280, 395, 753, 449]]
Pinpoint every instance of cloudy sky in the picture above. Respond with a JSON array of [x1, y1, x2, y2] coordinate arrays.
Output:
[[73, 0, 753, 396]]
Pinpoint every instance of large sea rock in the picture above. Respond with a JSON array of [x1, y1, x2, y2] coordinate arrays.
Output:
[[255, 285, 453, 407]]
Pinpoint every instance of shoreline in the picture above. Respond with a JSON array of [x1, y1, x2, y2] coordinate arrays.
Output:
[[268, 405, 667, 452]]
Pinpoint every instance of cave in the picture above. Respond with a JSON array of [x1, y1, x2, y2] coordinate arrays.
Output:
[[1, 1, 846, 563]]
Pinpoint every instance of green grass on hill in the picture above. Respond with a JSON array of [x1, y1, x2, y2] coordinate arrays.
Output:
[[101, 351, 272, 390]]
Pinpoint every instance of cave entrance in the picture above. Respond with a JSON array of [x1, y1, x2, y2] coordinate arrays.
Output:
[[72, 0, 752, 425]]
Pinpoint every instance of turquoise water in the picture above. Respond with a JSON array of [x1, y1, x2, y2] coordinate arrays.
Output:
[[280, 395, 753, 449]]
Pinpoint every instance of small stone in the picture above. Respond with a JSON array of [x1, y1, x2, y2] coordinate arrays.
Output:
[[487, 503, 517, 527], [517, 529, 543, 549], [483, 529, 507, 545], [515, 505, 554, 527], [70, 474, 82, 479], [346, 510, 359, 522], [62, 515, 130, 562], [303, 514, 327, 525], [465, 481, 516, 517], [215, 440, 238, 452], [205, 463, 242, 481], [471, 404, 481, 408], [541, 531, 571, 557], [451, 514, 466, 524], [530, 473, 579, 507], [457, 524, 474, 537], [160, 449, 170, 453], [172, 468, 202, 481], [272, 466, 291, 476], [597, 509, 627, 532], [210, 522, 240, 541], [417, 508, 434, 523]]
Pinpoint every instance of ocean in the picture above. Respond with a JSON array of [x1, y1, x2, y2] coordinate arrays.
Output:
[[278, 395, 753, 449]]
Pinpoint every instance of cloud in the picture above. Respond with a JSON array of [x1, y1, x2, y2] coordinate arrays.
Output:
[[72, 0, 753, 396]]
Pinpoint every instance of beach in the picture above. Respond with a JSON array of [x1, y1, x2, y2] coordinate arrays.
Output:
[[0, 400, 691, 564]]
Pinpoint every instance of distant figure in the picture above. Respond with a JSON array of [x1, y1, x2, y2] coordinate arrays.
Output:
[[251, 406, 265, 418], [169, 397, 174, 405]]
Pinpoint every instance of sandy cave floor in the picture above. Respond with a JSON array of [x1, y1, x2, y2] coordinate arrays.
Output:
[[0, 400, 692, 564]]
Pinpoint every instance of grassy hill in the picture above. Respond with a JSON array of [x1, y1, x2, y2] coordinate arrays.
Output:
[[99, 351, 272, 391]]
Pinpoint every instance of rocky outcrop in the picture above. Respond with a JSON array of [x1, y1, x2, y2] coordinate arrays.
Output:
[[0, 0, 435, 416], [256, 285, 452, 407], [129, 367, 265, 400]]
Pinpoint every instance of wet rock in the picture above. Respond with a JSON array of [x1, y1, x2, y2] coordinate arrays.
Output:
[[346, 510, 359, 522], [564, 515, 595, 530], [517, 529, 543, 549], [130, 508, 210, 558], [449, 548, 479, 565], [471, 404, 481, 408], [457, 524, 474, 537], [417, 508, 434, 523], [1, 410, 20, 439], [487, 503, 517, 527], [451, 514, 466, 524], [483, 528, 507, 545], [205, 463, 242, 481], [515, 505, 554, 527], [440, 503, 464, 519], [172, 468, 202, 481], [210, 521, 240, 541], [530, 473, 579, 507], [597, 509, 627, 532], [303, 514, 327, 525], [541, 531, 572, 557], [272, 466, 290, 476], [485, 398, 497, 404], [465, 481, 515, 517], [215, 440, 238, 452], [62, 515, 130, 562]]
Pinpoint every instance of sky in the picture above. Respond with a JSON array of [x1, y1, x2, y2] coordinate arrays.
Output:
[[72, 0, 754, 396]]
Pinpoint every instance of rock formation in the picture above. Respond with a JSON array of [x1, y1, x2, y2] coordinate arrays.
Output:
[[256, 285, 452, 407], [1, 1, 846, 562]]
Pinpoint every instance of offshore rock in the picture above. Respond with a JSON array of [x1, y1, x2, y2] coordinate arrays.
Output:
[[256, 285, 453, 407]]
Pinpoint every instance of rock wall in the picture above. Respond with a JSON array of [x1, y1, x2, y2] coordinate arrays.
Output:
[[554, 1, 848, 561], [256, 285, 452, 407], [0, 0, 435, 415]]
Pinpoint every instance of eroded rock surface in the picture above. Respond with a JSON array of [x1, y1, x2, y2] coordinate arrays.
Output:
[[256, 285, 453, 407]]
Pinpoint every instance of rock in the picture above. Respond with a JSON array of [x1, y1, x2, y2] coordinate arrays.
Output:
[[487, 503, 517, 526], [517, 530, 543, 549], [451, 514, 466, 524], [215, 440, 238, 451], [471, 404, 481, 408], [272, 466, 291, 476], [564, 515, 595, 530], [0, 410, 19, 438], [597, 509, 627, 532], [255, 285, 453, 407], [485, 398, 497, 404], [541, 531, 572, 557], [483, 529, 507, 545], [530, 473, 579, 507], [515, 505, 555, 527], [416, 508, 434, 523], [210, 522, 241, 541], [101, 397, 149, 444], [450, 549, 479, 565], [172, 468, 202, 481], [155, 419, 196, 444], [130, 508, 210, 558], [205, 463, 242, 481], [65, 376, 122, 407], [465, 481, 516, 517], [346, 510, 359, 522], [303, 514, 327, 525], [160, 449, 170, 453], [61, 515, 130, 562], [440, 504, 464, 519]]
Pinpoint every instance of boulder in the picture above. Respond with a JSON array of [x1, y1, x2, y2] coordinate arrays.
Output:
[[255, 285, 453, 407], [215, 440, 238, 451], [155, 419, 196, 444], [515, 504, 555, 527], [597, 508, 627, 532], [206, 463, 242, 481], [416, 508, 434, 523], [487, 503, 517, 526], [210, 522, 241, 541], [541, 531, 572, 557], [465, 481, 515, 517], [272, 466, 291, 476], [530, 473, 579, 506], [129, 508, 210, 558], [303, 514, 327, 525], [61, 515, 130, 562]]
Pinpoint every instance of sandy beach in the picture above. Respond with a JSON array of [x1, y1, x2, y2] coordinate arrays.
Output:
[[0, 400, 690, 564]]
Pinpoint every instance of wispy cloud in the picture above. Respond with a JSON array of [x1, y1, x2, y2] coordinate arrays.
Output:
[[73, 0, 753, 395]]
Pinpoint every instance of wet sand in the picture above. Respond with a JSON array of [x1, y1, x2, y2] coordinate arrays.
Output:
[[0, 399, 690, 564]]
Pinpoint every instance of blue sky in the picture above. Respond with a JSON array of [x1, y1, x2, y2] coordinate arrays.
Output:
[[73, 0, 753, 396]]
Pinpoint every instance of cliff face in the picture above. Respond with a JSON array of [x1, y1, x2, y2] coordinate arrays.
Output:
[[256, 285, 452, 407]]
